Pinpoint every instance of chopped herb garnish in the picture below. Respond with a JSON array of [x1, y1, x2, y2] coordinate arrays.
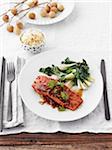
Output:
[[48, 80, 56, 89], [61, 92, 69, 101], [58, 106, 66, 111], [57, 82, 64, 88], [54, 88, 58, 94]]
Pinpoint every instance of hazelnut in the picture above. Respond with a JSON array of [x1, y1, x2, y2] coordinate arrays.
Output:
[[11, 7, 18, 16], [14, 25, 21, 35], [33, 0, 38, 6], [7, 25, 14, 32], [28, 0, 38, 7], [44, 5, 50, 12], [50, 2, 57, 7], [40, 9, 48, 17], [27, 2, 35, 8], [28, 12, 36, 19], [57, 4, 64, 12], [16, 22, 24, 29], [48, 11, 56, 18], [50, 7, 58, 13], [2, 15, 9, 23]]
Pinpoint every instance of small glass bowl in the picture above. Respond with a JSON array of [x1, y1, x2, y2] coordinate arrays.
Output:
[[20, 28, 46, 54]]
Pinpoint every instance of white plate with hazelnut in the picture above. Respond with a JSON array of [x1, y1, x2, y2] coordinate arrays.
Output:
[[26, 0, 75, 25]]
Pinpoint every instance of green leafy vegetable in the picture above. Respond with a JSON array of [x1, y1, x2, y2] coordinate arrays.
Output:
[[39, 58, 93, 90], [61, 92, 69, 101], [61, 57, 75, 64], [39, 67, 53, 76], [60, 75, 66, 82], [56, 82, 64, 88], [48, 80, 56, 89], [58, 106, 66, 111], [39, 65, 60, 76]]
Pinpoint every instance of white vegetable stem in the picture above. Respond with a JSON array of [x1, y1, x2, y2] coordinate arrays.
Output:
[[59, 63, 76, 71]]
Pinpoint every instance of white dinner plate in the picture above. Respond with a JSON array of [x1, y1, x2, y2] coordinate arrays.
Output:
[[18, 50, 103, 122], [26, 0, 75, 25]]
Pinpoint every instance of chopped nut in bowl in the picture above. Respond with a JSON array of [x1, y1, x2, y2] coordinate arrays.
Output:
[[20, 28, 45, 54]]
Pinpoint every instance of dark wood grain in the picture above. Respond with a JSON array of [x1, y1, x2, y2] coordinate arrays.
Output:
[[0, 133, 112, 146], [0, 144, 112, 150]]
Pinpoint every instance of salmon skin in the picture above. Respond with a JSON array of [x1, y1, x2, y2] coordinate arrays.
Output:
[[32, 75, 83, 111]]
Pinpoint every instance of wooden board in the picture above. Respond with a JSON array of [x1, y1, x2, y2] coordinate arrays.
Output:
[[0, 133, 112, 148]]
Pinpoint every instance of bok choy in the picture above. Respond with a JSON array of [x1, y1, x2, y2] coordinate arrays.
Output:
[[39, 58, 94, 90]]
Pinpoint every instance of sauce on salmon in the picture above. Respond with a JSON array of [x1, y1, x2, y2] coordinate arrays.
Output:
[[32, 76, 83, 111]]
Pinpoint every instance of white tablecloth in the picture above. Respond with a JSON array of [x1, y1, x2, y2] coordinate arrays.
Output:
[[0, 1, 112, 135]]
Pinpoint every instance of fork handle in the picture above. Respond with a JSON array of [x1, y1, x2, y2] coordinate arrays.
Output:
[[7, 82, 13, 121]]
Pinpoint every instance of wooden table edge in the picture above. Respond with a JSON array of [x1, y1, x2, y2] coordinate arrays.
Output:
[[0, 132, 112, 146]]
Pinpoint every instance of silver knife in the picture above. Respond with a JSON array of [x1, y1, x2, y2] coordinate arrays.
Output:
[[101, 59, 110, 120], [0, 57, 6, 132]]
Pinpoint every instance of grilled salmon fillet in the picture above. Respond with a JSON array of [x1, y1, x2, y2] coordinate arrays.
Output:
[[32, 76, 83, 111]]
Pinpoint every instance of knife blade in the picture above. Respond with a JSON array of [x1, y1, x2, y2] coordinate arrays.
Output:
[[0, 57, 6, 132], [101, 59, 110, 120]]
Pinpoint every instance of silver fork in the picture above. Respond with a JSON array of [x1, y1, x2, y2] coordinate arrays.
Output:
[[7, 62, 15, 121]]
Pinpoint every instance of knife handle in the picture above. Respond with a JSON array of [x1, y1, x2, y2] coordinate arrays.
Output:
[[103, 84, 110, 120], [0, 57, 6, 132]]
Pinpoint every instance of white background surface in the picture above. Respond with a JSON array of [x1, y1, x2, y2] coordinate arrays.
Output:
[[0, 1, 112, 134], [0, 1, 112, 57]]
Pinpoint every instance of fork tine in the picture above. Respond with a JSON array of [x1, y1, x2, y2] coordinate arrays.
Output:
[[7, 63, 10, 74], [9, 63, 11, 74], [7, 62, 13, 74], [10, 63, 13, 73], [12, 63, 15, 73], [7, 63, 9, 74], [7, 62, 15, 79], [11, 63, 15, 75]]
